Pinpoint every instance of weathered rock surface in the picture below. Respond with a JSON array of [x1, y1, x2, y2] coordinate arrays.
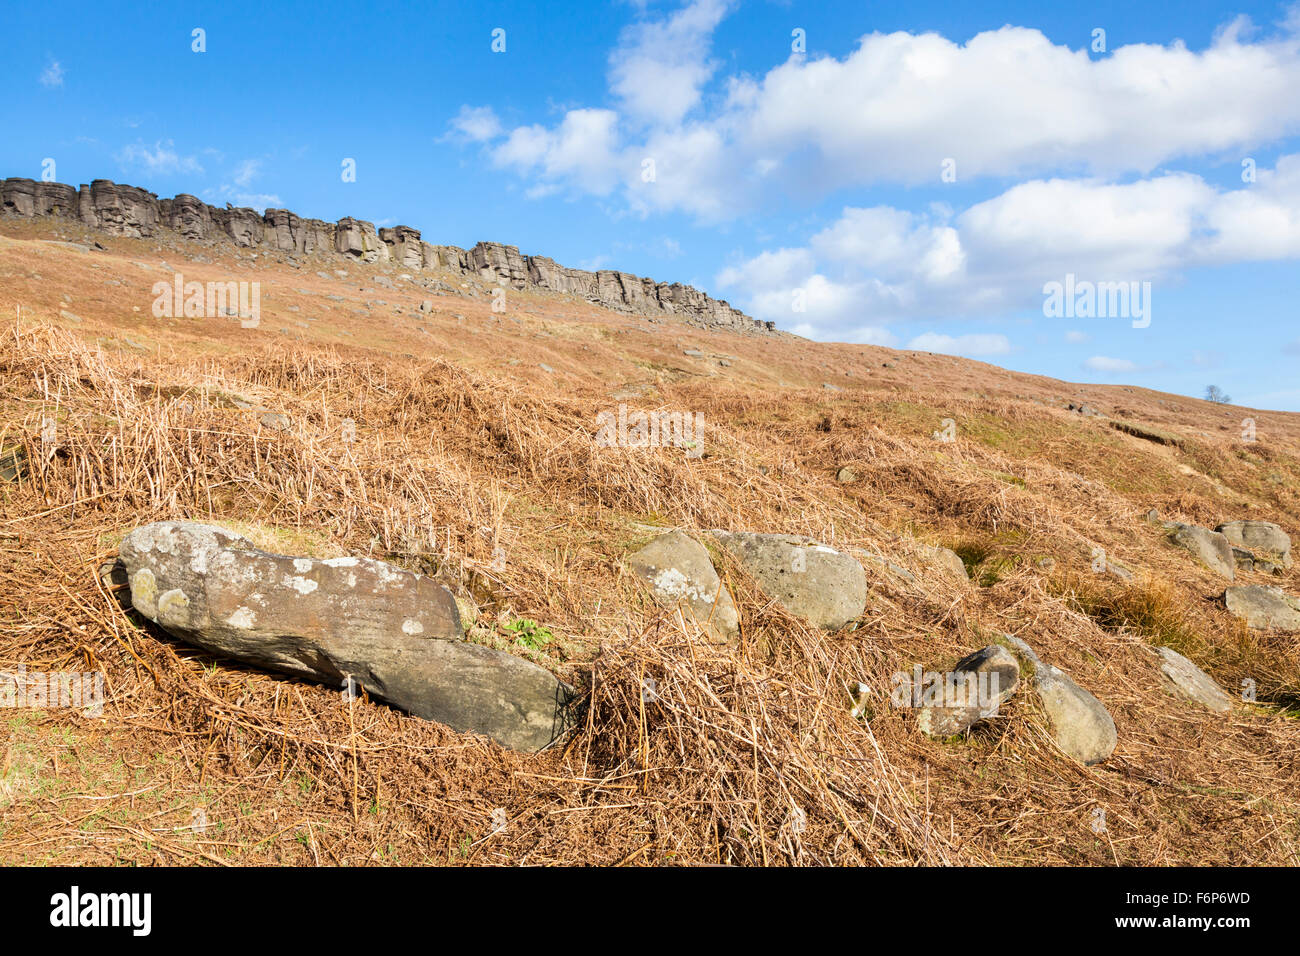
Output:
[[627, 530, 738, 643], [1167, 523, 1236, 580], [116, 521, 573, 751], [921, 545, 969, 585], [712, 531, 866, 629], [1216, 520, 1292, 568], [1, 175, 776, 336], [1223, 585, 1300, 631], [1148, 646, 1231, 712], [1004, 636, 1116, 765], [917, 645, 1020, 737]]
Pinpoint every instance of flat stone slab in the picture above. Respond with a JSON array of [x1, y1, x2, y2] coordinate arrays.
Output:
[[917, 645, 1020, 737], [117, 521, 573, 751], [1148, 646, 1231, 712], [712, 531, 866, 629], [1224, 585, 1300, 632]]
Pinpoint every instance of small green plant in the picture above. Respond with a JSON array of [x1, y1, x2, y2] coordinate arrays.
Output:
[[503, 618, 553, 651]]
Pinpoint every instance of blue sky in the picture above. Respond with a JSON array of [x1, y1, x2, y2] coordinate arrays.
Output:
[[7, 0, 1300, 408]]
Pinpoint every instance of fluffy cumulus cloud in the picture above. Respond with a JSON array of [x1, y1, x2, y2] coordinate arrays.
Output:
[[714, 155, 1300, 339], [450, 4, 1300, 217]]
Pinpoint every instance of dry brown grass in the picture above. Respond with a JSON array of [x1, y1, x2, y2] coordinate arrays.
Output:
[[4, 228, 1300, 866]]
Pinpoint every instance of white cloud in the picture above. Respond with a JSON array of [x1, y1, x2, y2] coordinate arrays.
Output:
[[907, 332, 1012, 356], [609, 0, 732, 126], [450, 9, 1300, 218], [232, 159, 261, 188], [491, 109, 623, 196], [446, 105, 503, 143], [1065, 330, 1089, 343], [715, 155, 1300, 336], [116, 140, 204, 175], [40, 59, 64, 88]]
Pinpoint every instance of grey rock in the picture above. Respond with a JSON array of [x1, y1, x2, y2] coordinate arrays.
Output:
[[712, 531, 866, 629], [1167, 523, 1236, 580], [627, 530, 738, 643], [1224, 585, 1300, 631], [921, 545, 969, 585], [1148, 646, 1231, 712], [835, 466, 856, 483], [1034, 662, 1117, 765], [1004, 636, 1116, 765], [917, 645, 1020, 736], [258, 412, 291, 432], [116, 521, 573, 751], [1216, 520, 1292, 568]]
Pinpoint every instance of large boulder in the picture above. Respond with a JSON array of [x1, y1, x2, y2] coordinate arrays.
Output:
[[916, 645, 1020, 737], [1215, 520, 1292, 568], [627, 531, 738, 643], [1167, 523, 1235, 580], [1147, 646, 1231, 712], [1223, 585, 1300, 632], [712, 531, 866, 629], [116, 521, 573, 751]]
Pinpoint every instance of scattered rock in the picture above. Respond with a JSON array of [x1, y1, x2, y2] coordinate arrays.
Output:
[[115, 521, 574, 751], [917, 645, 1020, 737], [1223, 585, 1300, 632], [835, 466, 856, 483], [1216, 520, 1291, 568], [1167, 523, 1235, 580], [1147, 646, 1231, 712], [712, 531, 866, 629], [1005, 637, 1116, 765], [627, 530, 739, 643], [921, 545, 969, 585], [0, 444, 27, 482], [258, 412, 291, 432]]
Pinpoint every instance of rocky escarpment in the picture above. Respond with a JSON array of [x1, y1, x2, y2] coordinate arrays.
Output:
[[1, 176, 774, 335]]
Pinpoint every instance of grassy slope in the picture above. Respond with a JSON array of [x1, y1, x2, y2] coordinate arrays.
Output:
[[1, 218, 1299, 865]]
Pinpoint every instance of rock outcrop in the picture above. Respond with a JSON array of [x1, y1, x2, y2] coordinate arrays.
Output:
[[1, 175, 774, 335], [1216, 520, 1292, 569], [712, 531, 866, 629], [115, 521, 575, 751]]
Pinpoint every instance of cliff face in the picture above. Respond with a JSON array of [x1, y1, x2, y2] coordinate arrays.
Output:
[[0, 177, 774, 335]]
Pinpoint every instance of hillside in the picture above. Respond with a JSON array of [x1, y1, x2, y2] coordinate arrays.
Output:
[[2, 209, 1300, 866]]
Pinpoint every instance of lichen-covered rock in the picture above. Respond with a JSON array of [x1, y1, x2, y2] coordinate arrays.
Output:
[[712, 531, 866, 629], [1223, 585, 1300, 632], [1148, 646, 1231, 712], [1167, 523, 1235, 580], [116, 521, 574, 751], [917, 645, 1020, 737], [627, 530, 738, 643]]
